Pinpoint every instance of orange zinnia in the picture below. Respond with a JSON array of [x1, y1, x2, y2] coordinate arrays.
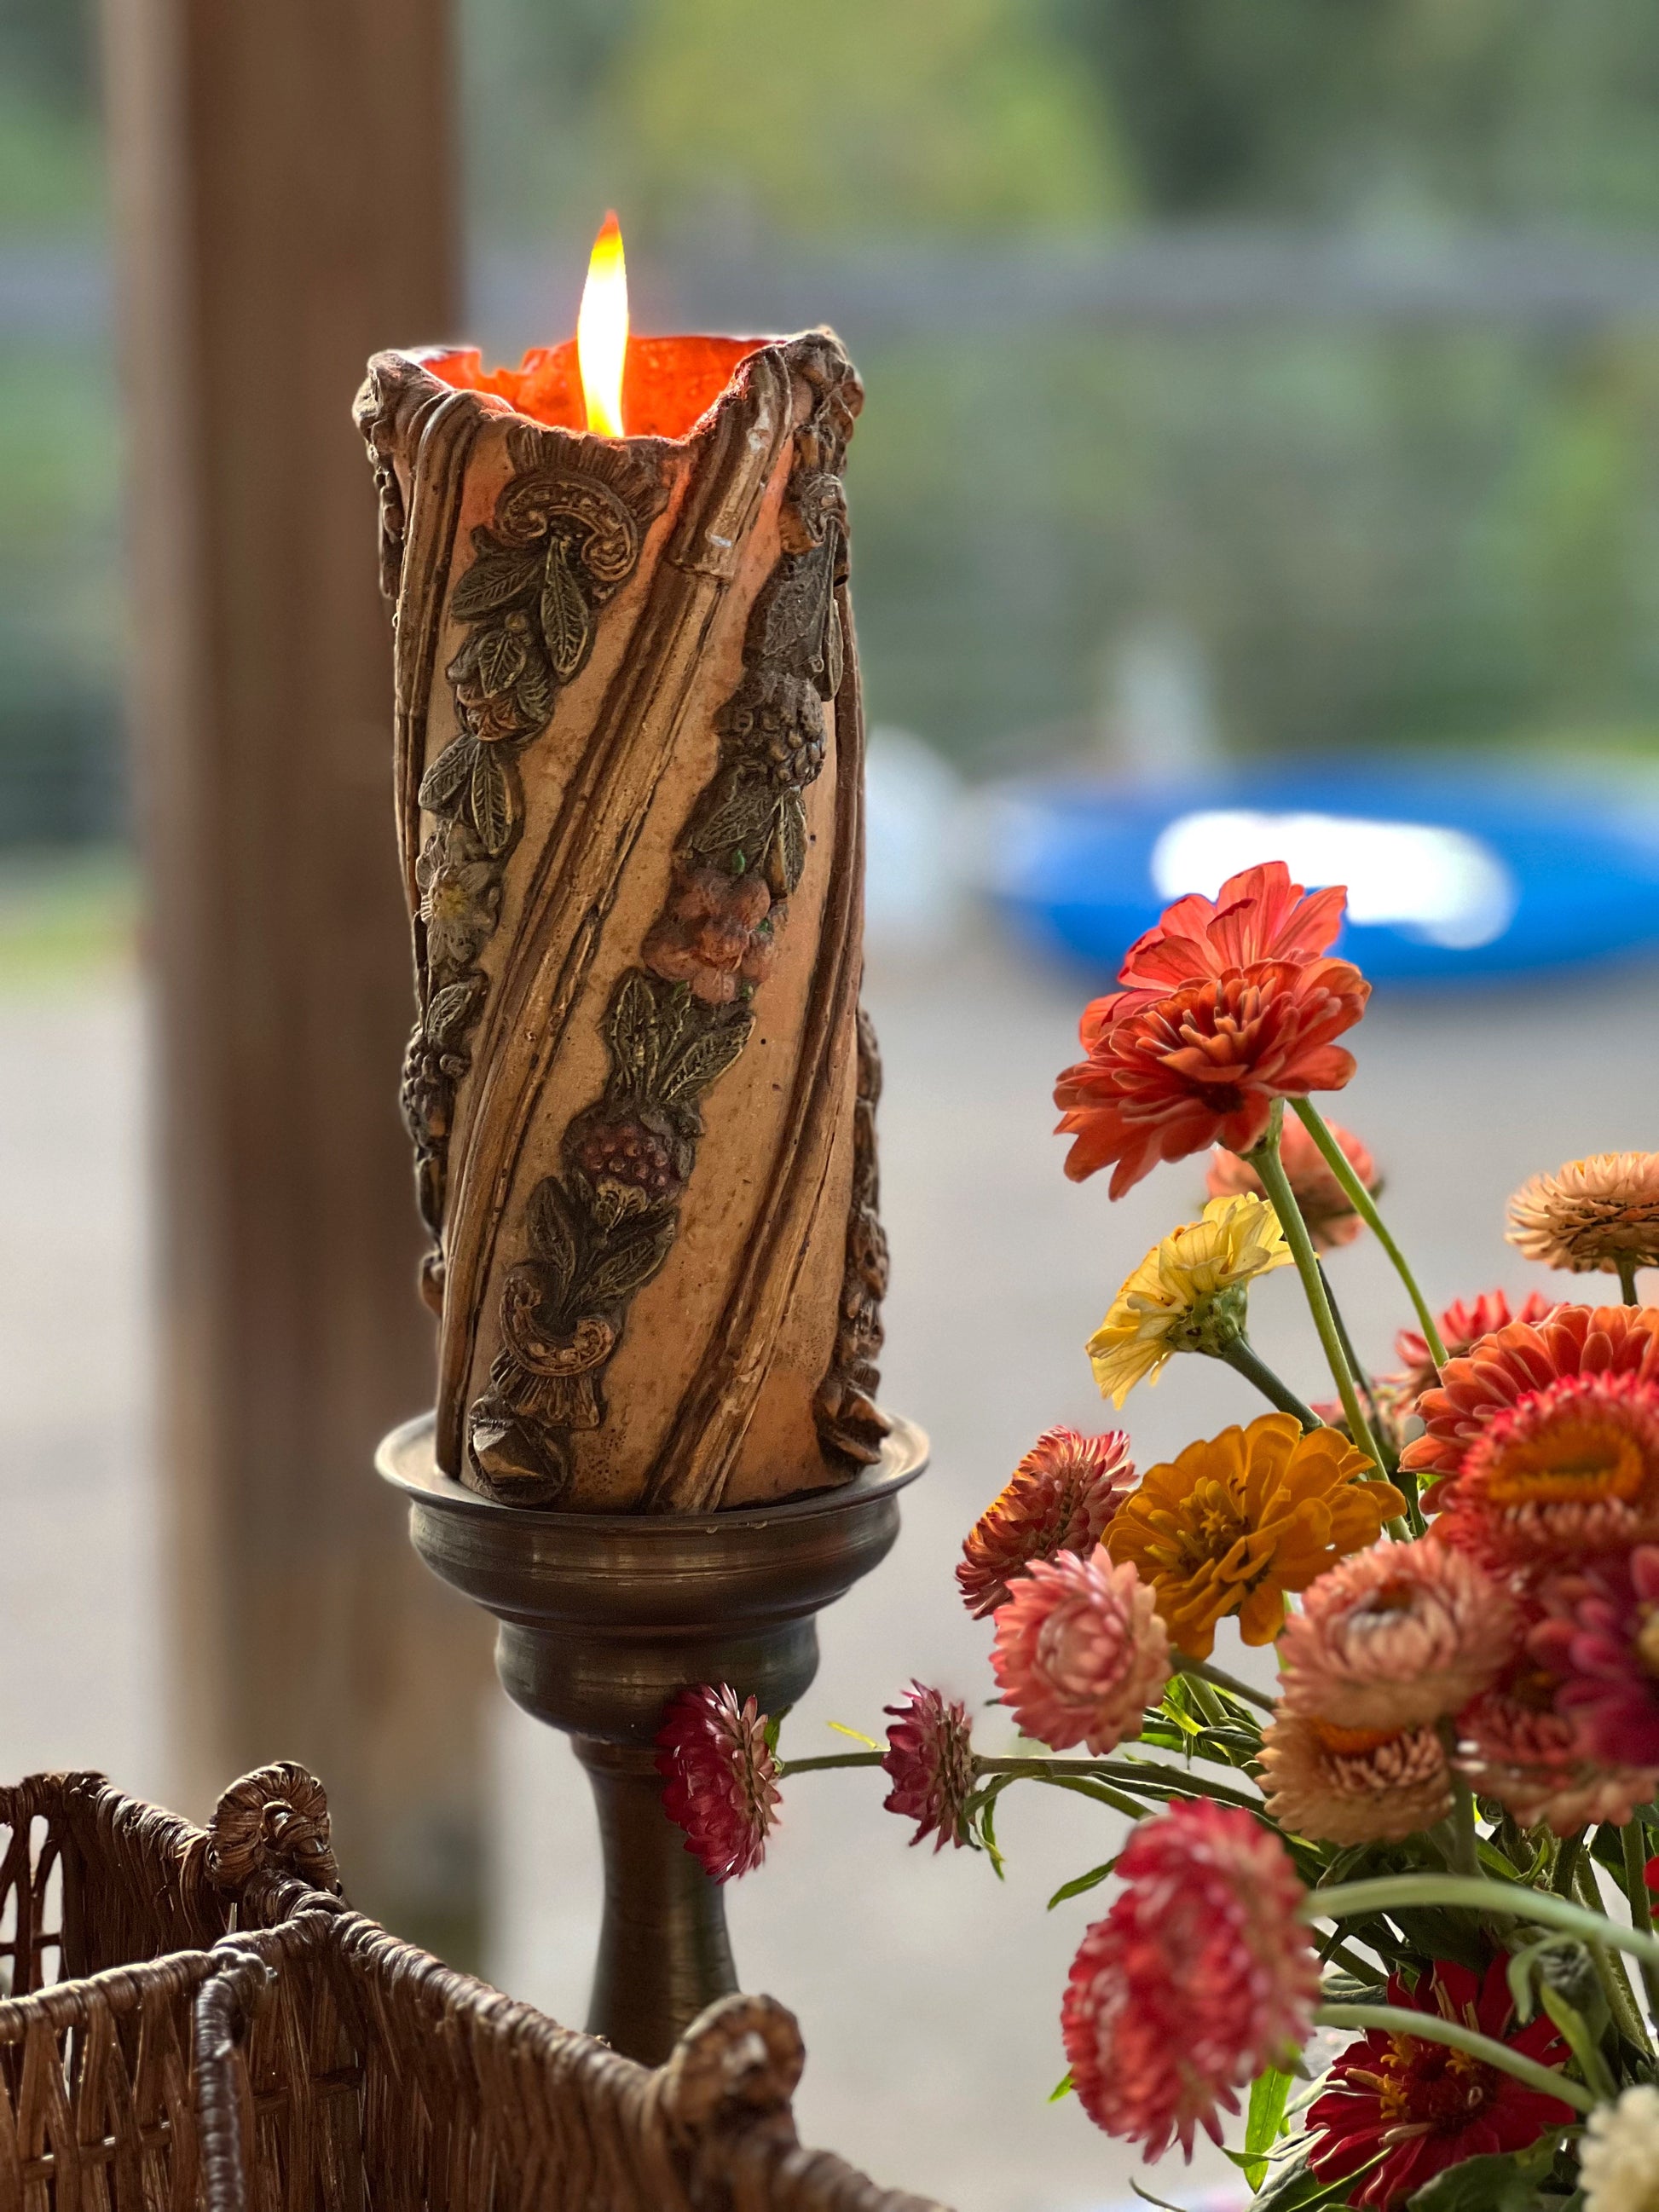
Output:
[[1106, 1413, 1403, 1659], [1113, 859, 1348, 1008], [1401, 1302, 1659, 1508], [1055, 957, 1370, 1197]]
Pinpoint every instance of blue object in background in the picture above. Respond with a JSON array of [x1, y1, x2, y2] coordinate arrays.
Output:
[[982, 756, 1659, 985]]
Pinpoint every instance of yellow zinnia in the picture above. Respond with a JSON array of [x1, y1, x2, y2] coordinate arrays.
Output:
[[1087, 1194, 1291, 1408], [1106, 1413, 1405, 1659]]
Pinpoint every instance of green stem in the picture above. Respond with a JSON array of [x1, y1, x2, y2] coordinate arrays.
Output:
[[779, 1751, 884, 1775], [1552, 1831, 1585, 1897], [1449, 1770, 1480, 1880], [1621, 1821, 1659, 2024], [1291, 1098, 1447, 1372], [1217, 1336, 1321, 1430], [1312, 2004, 1595, 2115], [1575, 1854, 1650, 2054], [1618, 1255, 1641, 1306], [976, 1755, 1263, 1812], [1319, 1262, 1390, 1457], [1247, 1112, 1384, 1473], [1173, 1650, 1276, 1715], [1309, 1873, 1659, 1973]]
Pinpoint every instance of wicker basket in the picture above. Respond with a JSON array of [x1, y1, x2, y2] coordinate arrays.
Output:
[[0, 1768, 947, 2212]]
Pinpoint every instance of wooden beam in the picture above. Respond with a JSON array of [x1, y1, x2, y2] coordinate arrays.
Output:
[[100, 0, 493, 1943]]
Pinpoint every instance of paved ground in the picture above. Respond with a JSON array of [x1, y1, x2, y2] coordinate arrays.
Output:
[[6, 919, 1659, 2210]]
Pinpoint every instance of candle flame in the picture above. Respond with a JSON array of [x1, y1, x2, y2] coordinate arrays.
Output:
[[577, 211, 628, 437]]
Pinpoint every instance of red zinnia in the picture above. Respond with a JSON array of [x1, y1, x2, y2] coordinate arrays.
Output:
[[1061, 1800, 1319, 2160], [1307, 1957, 1573, 2209], [1055, 957, 1370, 1197], [1394, 1289, 1557, 1399], [881, 1682, 974, 1852], [1402, 1302, 1659, 1507], [957, 1426, 1133, 1617], [655, 1684, 781, 1884]]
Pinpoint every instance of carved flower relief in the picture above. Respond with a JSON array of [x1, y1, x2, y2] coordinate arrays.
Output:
[[643, 865, 783, 1007], [720, 668, 827, 788], [416, 821, 500, 974]]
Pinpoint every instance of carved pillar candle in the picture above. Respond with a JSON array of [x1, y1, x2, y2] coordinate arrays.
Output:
[[354, 288, 887, 1516]]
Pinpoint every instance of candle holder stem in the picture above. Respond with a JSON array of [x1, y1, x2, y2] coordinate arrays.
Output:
[[379, 1412, 928, 2065]]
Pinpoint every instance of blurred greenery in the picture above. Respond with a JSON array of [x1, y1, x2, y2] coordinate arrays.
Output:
[[12, 0, 1659, 841]]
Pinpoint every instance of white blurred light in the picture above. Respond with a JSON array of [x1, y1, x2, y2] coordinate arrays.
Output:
[[1150, 809, 1518, 950]]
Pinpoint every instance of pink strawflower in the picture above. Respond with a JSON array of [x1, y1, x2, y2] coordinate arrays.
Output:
[[957, 1426, 1134, 1618], [655, 1684, 781, 1883], [1453, 1671, 1659, 1833], [1206, 1115, 1379, 1253], [1530, 1548, 1659, 1769], [1061, 1800, 1319, 2159], [991, 1547, 1171, 1754], [1277, 1542, 1516, 1730], [881, 1683, 974, 1852], [1259, 1710, 1453, 1845], [1436, 1367, 1659, 1567], [1394, 1289, 1556, 1399]]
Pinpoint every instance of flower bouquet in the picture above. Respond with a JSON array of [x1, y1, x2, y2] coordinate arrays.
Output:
[[656, 861, 1659, 2212]]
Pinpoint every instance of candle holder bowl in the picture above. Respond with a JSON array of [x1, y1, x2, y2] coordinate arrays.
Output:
[[377, 1409, 928, 2064]]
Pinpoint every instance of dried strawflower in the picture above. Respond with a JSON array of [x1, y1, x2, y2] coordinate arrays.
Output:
[[1437, 1369, 1659, 1566], [655, 1684, 781, 1883], [1509, 1152, 1659, 1277], [1086, 1194, 1290, 1406], [1277, 1541, 1515, 1730], [1258, 1708, 1453, 1845], [990, 1547, 1170, 1754], [1453, 1669, 1659, 1833], [880, 1683, 974, 1852], [1531, 1548, 1659, 1769], [1207, 1116, 1379, 1253], [1106, 1413, 1403, 1659], [1580, 2083, 1659, 2212], [1061, 1799, 1319, 2159], [1402, 1302, 1659, 1505], [1307, 1959, 1574, 2209], [957, 1427, 1133, 1619], [1394, 1288, 1557, 1400], [1055, 958, 1370, 1198]]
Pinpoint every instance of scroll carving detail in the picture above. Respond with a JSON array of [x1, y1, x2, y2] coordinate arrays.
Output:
[[401, 429, 668, 1306]]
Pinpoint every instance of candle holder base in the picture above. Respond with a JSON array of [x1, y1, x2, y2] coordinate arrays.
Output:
[[377, 1413, 928, 2064]]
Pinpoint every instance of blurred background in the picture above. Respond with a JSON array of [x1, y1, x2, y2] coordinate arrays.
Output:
[[7, 3, 1659, 2207]]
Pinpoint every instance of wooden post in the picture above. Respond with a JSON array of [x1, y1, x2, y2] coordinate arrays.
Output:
[[100, 0, 493, 1945]]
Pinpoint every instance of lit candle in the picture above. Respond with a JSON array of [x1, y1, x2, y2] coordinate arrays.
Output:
[[356, 217, 887, 1515]]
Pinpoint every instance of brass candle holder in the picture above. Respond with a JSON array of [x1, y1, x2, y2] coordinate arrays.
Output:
[[378, 1409, 928, 2062], [359, 263, 925, 2058]]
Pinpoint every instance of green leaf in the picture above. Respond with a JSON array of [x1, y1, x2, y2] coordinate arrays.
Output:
[[418, 734, 477, 817], [1046, 2071, 1072, 2105], [470, 744, 517, 855], [1046, 1859, 1119, 1911], [539, 541, 591, 679], [1538, 1984, 1616, 2103], [657, 1008, 754, 1105], [448, 540, 543, 621], [475, 620, 529, 698], [1406, 2138, 1565, 2210], [1127, 2182, 1189, 2212], [1250, 2153, 1372, 2211], [1242, 2065, 1294, 2188]]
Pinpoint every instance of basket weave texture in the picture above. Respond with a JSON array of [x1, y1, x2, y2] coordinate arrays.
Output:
[[0, 1767, 947, 2212]]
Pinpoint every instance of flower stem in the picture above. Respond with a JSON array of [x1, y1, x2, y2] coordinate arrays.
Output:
[[1312, 2003, 1595, 2115], [974, 1755, 1263, 1813], [1618, 1256, 1641, 1306], [1448, 1770, 1480, 1879], [1552, 1831, 1585, 1897], [1309, 1873, 1659, 1973], [1217, 1337, 1321, 1430], [780, 1751, 884, 1775], [1575, 1853, 1650, 2054], [1621, 1821, 1659, 2024], [1247, 1110, 1384, 1473], [1172, 1650, 1277, 1715], [1290, 1098, 1448, 1372]]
